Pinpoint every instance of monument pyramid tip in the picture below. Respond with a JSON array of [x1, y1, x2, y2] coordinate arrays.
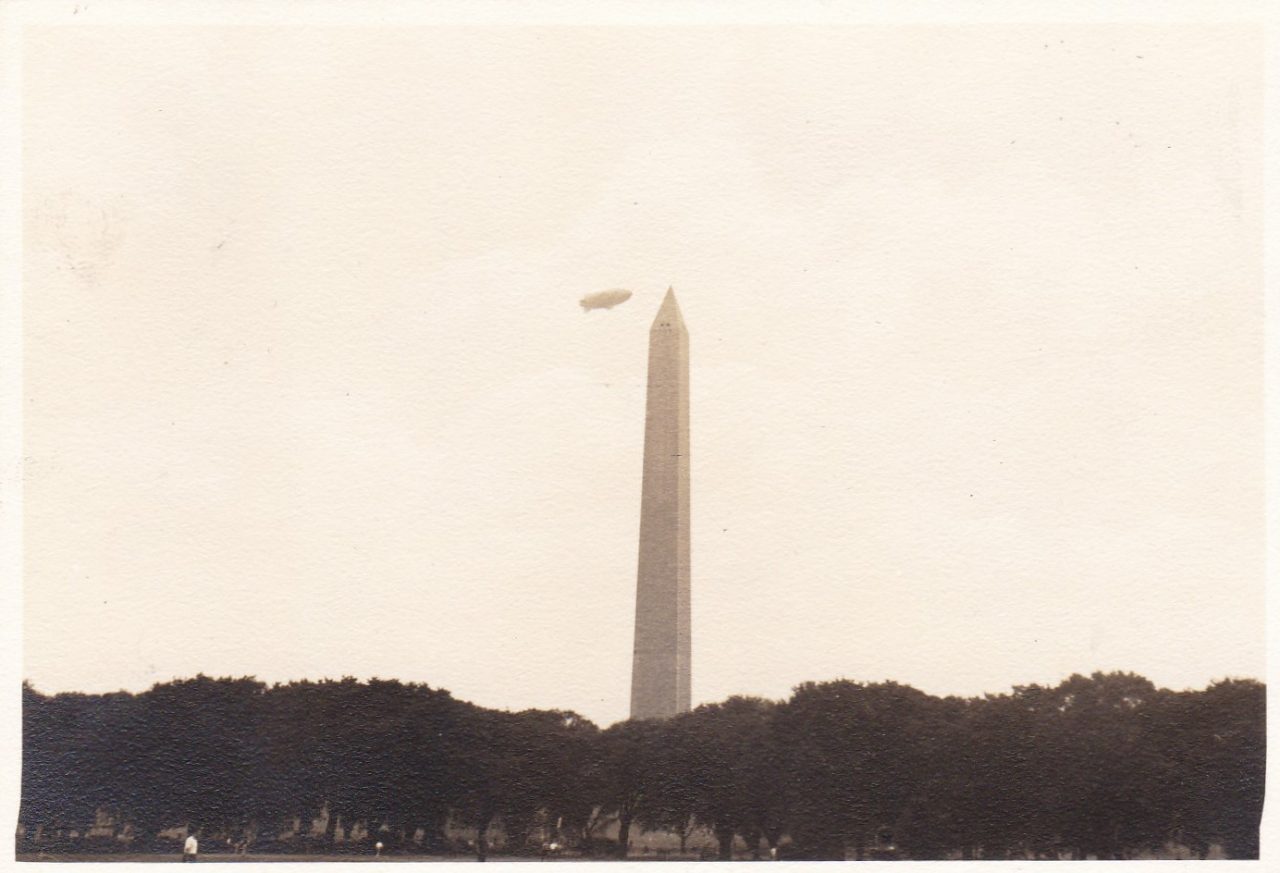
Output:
[[652, 286, 685, 330], [656, 286, 684, 320]]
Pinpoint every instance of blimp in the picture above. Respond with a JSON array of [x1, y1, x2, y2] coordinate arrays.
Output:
[[580, 289, 633, 312]]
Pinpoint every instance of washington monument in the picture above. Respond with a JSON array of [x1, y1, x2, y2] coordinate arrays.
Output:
[[630, 288, 691, 720]]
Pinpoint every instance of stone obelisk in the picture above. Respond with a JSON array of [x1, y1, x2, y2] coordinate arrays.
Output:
[[630, 287, 691, 720]]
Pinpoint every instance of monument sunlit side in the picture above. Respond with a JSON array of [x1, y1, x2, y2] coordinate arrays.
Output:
[[630, 288, 691, 720]]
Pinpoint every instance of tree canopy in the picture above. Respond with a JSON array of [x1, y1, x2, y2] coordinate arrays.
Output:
[[18, 671, 1264, 859]]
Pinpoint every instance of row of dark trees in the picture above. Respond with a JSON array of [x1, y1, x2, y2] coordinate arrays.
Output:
[[19, 671, 1263, 859]]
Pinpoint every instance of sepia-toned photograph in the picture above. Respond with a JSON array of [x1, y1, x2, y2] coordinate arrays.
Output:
[[2, 1, 1270, 865]]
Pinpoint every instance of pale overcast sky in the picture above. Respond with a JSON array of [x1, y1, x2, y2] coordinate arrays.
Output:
[[18, 20, 1263, 727]]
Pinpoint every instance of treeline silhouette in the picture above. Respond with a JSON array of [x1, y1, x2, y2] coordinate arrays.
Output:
[[19, 671, 1263, 860]]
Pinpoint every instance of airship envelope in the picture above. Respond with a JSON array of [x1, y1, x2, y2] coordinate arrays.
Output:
[[580, 289, 633, 312]]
